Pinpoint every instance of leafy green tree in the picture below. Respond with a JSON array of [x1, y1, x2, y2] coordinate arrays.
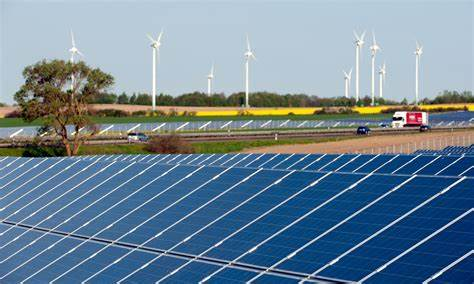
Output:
[[156, 93, 174, 106], [117, 92, 129, 104], [134, 93, 152, 105], [14, 59, 114, 156], [129, 93, 137, 104], [90, 92, 117, 104]]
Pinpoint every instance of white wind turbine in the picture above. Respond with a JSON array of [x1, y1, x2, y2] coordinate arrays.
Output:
[[378, 62, 386, 99], [353, 30, 366, 103], [244, 35, 257, 108], [343, 68, 352, 99], [370, 32, 381, 106], [207, 64, 214, 96], [147, 29, 163, 112], [414, 41, 423, 105], [69, 30, 84, 91]]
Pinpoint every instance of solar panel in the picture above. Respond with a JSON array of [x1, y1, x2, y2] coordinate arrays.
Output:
[[0, 155, 472, 283], [75, 153, 474, 177]]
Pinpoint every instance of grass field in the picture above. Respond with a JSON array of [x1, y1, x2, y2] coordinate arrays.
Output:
[[0, 136, 357, 156], [0, 113, 391, 128]]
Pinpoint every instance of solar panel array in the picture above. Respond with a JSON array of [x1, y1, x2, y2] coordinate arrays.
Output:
[[0, 153, 473, 283], [1, 110, 473, 139], [414, 144, 474, 156], [79, 153, 474, 177]]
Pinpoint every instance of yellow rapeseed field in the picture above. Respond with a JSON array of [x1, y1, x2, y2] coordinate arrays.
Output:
[[194, 104, 474, 116], [194, 107, 323, 116]]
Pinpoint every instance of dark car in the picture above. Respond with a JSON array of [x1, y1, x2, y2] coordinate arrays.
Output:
[[357, 126, 371, 135], [127, 132, 149, 142], [379, 123, 389, 128], [419, 125, 431, 132]]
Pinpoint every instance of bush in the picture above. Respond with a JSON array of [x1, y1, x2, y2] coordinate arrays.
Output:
[[380, 106, 421, 113], [89, 109, 130, 117], [22, 140, 66, 157], [181, 111, 197, 117], [149, 110, 167, 117], [146, 134, 194, 154], [4, 110, 22, 118], [314, 107, 357, 115], [168, 108, 179, 117], [132, 110, 147, 116]]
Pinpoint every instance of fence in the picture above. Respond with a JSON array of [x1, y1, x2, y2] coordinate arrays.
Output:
[[357, 131, 474, 155]]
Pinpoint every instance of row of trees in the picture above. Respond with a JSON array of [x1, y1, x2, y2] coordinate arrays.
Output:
[[89, 90, 473, 108], [91, 91, 402, 107]]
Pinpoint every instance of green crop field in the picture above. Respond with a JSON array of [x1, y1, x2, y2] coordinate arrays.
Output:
[[0, 136, 358, 156], [0, 113, 390, 128]]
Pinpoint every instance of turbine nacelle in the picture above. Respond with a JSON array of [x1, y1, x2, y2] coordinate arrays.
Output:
[[69, 30, 84, 60], [415, 41, 423, 55], [353, 30, 366, 47], [343, 68, 352, 80], [147, 30, 163, 50], [370, 32, 381, 54], [379, 63, 387, 81], [207, 65, 214, 79], [245, 35, 257, 61]]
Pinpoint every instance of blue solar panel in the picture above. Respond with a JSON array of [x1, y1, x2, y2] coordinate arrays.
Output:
[[0, 155, 472, 283]]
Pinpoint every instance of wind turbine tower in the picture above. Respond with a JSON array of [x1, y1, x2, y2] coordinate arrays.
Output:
[[244, 35, 256, 108], [353, 30, 365, 103], [207, 64, 214, 96], [68, 30, 83, 91], [379, 62, 386, 99], [147, 30, 163, 112], [343, 68, 352, 99], [370, 32, 381, 106], [414, 41, 423, 105]]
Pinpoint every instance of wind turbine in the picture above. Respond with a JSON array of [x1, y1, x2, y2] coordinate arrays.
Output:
[[378, 62, 386, 99], [207, 64, 214, 96], [353, 30, 366, 103], [244, 35, 256, 108], [414, 41, 423, 105], [343, 68, 352, 99], [147, 29, 163, 112], [369, 32, 381, 106], [68, 30, 84, 91]]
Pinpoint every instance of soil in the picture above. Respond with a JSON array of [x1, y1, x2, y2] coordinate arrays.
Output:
[[242, 130, 474, 154]]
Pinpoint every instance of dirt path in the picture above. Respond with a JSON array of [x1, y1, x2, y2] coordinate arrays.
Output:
[[242, 130, 474, 154]]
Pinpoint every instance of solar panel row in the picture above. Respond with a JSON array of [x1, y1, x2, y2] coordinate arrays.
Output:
[[0, 155, 473, 283], [76, 152, 474, 177], [414, 144, 474, 156]]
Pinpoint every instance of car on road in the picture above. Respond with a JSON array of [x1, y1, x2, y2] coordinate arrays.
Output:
[[379, 123, 389, 128], [419, 125, 432, 132], [127, 132, 149, 143], [356, 126, 371, 135]]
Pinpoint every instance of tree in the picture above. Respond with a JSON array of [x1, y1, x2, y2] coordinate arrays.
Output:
[[90, 92, 117, 104], [14, 59, 114, 156], [117, 92, 129, 104]]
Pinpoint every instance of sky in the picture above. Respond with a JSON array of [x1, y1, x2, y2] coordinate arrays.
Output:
[[0, 0, 472, 104]]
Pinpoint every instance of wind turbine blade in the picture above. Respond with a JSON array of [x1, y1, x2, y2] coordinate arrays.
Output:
[[77, 50, 85, 57], [372, 31, 376, 45], [210, 64, 214, 76], [251, 53, 257, 61], [146, 34, 155, 43], [353, 30, 360, 41], [246, 34, 251, 51], [343, 70, 348, 77], [361, 30, 366, 42], [157, 28, 164, 42], [416, 40, 420, 49], [70, 29, 76, 47], [348, 68, 352, 78]]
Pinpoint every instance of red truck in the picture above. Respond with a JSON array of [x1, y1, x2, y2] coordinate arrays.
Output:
[[391, 111, 429, 128]]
